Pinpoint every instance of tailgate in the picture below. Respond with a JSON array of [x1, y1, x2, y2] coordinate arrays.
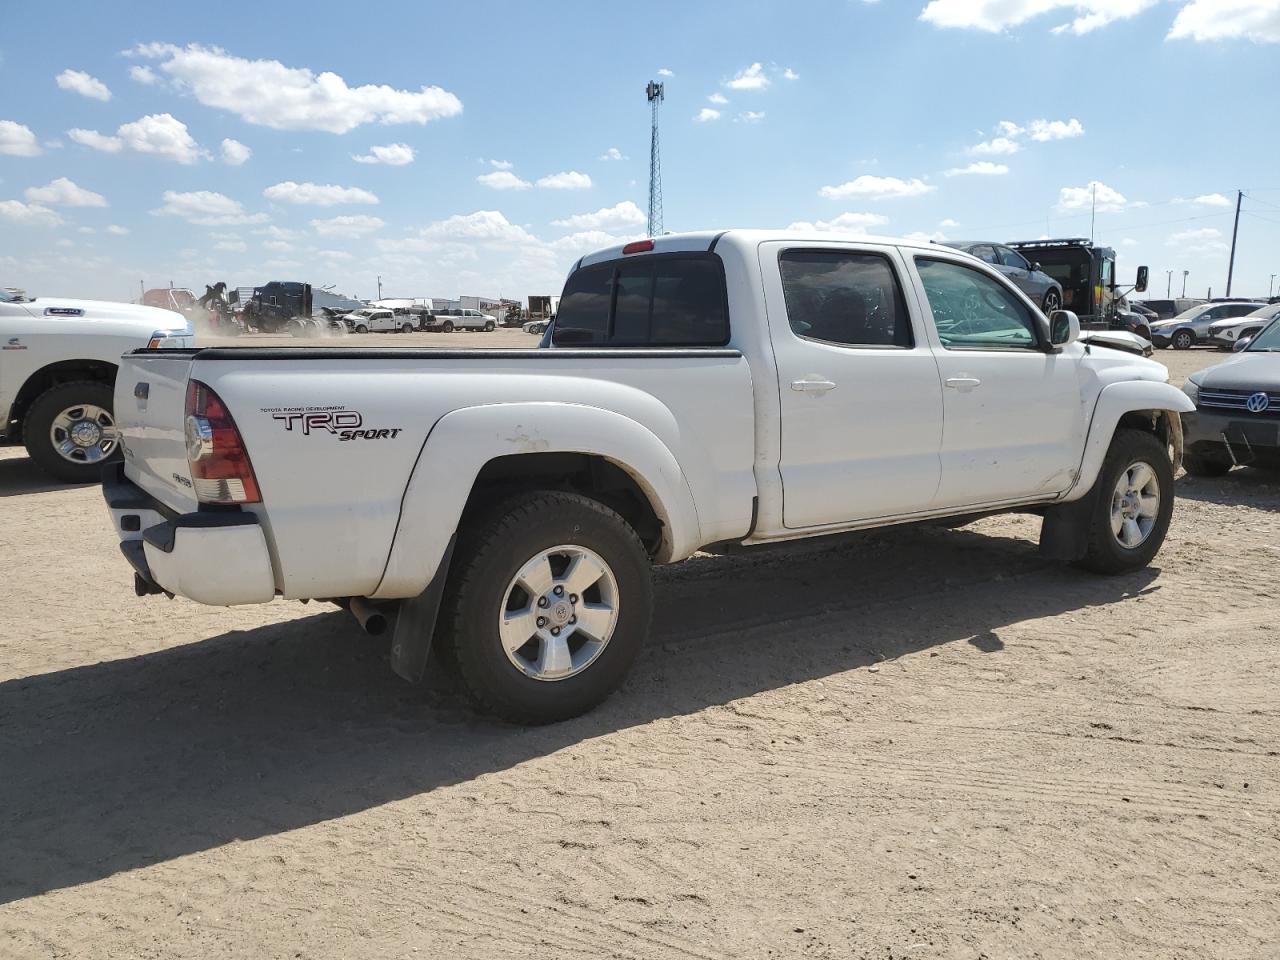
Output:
[[114, 351, 200, 512]]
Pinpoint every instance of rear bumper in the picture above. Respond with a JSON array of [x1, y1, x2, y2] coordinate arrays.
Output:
[[103, 462, 276, 605]]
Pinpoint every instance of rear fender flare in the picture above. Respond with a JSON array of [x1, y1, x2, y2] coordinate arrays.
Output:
[[1063, 381, 1194, 502], [371, 402, 700, 599]]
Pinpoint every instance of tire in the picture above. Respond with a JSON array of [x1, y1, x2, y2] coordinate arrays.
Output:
[[1042, 289, 1062, 314], [355, 324, 369, 334], [23, 380, 121, 483], [484, 320, 495, 332], [442, 320, 455, 333], [1172, 329, 1194, 350], [1077, 428, 1175, 575], [1183, 450, 1231, 477], [401, 323, 414, 334], [438, 490, 653, 724]]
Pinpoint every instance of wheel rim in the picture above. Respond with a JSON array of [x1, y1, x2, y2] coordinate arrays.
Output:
[[1175, 332, 1191, 349], [499, 544, 620, 682], [1044, 291, 1060, 312], [50, 403, 118, 465], [1110, 460, 1161, 549]]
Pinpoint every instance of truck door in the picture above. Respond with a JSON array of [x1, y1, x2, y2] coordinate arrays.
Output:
[[760, 241, 944, 527], [908, 254, 1086, 507]]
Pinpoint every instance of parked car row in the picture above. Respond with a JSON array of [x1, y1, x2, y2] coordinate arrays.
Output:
[[339, 307, 499, 333], [1147, 300, 1268, 350]]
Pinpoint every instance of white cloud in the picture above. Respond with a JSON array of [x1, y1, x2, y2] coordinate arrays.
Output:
[[782, 67, 800, 80], [1056, 180, 1127, 212], [819, 175, 936, 200], [353, 142, 415, 165], [311, 214, 386, 236], [0, 120, 41, 157], [130, 65, 159, 85], [252, 224, 303, 240], [214, 240, 247, 252], [945, 161, 1009, 176], [599, 147, 626, 160], [1027, 117, 1085, 141], [536, 171, 592, 190], [940, 218, 961, 228], [221, 138, 252, 165], [552, 200, 647, 231], [971, 136, 1021, 156], [477, 170, 531, 190], [737, 111, 766, 123], [920, 0, 1158, 35], [0, 200, 62, 226], [657, 68, 674, 77], [151, 190, 268, 225], [903, 230, 949, 243], [263, 181, 379, 205], [1192, 193, 1232, 206], [786, 212, 890, 233], [1167, 227, 1229, 254], [262, 239, 294, 252], [67, 127, 122, 153], [418, 209, 538, 244], [695, 108, 722, 122], [56, 69, 111, 101], [71, 113, 203, 163], [106, 224, 129, 235], [707, 93, 729, 105], [1169, 0, 1280, 42], [488, 159, 514, 170], [24, 177, 108, 207], [1121, 237, 1138, 246], [996, 120, 1022, 137], [129, 42, 463, 133], [726, 62, 770, 90]]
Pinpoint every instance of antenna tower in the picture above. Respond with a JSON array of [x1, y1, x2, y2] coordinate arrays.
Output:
[[646, 81, 664, 237]]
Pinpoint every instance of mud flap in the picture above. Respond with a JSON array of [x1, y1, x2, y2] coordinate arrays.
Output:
[[389, 535, 456, 683], [1039, 492, 1097, 562]]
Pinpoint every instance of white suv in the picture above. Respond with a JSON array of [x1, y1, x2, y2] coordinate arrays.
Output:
[[1207, 302, 1280, 350]]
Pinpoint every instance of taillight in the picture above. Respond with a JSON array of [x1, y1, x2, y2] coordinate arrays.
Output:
[[622, 239, 655, 255], [184, 380, 261, 504]]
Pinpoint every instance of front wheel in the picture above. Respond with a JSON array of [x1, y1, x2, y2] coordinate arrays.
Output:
[[1042, 289, 1062, 314], [401, 322, 414, 334], [24, 380, 121, 483], [1077, 429, 1175, 575], [442, 320, 455, 333], [439, 491, 653, 724], [1172, 329, 1195, 350], [355, 324, 369, 334]]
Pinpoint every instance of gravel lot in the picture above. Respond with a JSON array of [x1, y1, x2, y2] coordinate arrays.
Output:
[[2, 346, 1278, 959]]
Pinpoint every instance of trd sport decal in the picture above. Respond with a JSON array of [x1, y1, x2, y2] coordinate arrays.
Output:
[[263, 406, 403, 441]]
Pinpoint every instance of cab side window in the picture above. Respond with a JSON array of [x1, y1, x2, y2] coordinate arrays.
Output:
[[915, 258, 1040, 351], [779, 250, 914, 348]]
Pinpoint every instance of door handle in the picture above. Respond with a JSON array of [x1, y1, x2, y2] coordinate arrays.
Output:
[[945, 377, 982, 392], [791, 377, 837, 394]]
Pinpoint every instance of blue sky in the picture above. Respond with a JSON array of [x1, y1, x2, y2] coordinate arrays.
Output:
[[2, 0, 1279, 303]]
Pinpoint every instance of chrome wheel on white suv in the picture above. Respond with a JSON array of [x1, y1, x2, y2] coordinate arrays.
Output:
[[1110, 461, 1161, 549]]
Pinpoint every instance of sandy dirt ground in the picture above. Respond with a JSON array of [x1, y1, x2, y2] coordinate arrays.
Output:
[[2, 347, 1278, 959]]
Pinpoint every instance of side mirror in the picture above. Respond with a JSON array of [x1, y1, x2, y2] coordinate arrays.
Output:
[[1050, 309, 1081, 346], [1234, 337, 1252, 352], [1031, 262, 1041, 273], [1135, 265, 1149, 293]]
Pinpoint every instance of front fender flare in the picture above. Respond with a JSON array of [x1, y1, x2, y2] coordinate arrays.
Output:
[[371, 402, 701, 599], [1063, 380, 1194, 502]]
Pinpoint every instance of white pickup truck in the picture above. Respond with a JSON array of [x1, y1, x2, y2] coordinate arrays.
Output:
[[1, 287, 192, 481], [103, 231, 1193, 723]]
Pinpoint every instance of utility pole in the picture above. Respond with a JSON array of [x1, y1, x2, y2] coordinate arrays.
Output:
[[1182, 270, 1189, 298], [1166, 270, 1172, 298], [377, 275, 383, 300], [1226, 189, 1243, 297], [1090, 182, 1097, 243], [1270, 273, 1276, 298]]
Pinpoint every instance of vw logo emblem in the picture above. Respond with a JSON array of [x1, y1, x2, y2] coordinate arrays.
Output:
[[1246, 391, 1271, 413]]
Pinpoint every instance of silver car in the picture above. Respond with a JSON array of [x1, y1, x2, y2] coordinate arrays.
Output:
[[1148, 300, 1265, 350], [941, 242, 1065, 313]]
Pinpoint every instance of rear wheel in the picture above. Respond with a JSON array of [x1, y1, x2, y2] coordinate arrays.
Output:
[[484, 320, 496, 332], [24, 380, 120, 483], [1172, 329, 1195, 350], [439, 491, 653, 724], [1042, 289, 1062, 313], [1077, 429, 1174, 575]]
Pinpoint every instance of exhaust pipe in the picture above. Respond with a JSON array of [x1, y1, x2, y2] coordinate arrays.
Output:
[[348, 596, 388, 636]]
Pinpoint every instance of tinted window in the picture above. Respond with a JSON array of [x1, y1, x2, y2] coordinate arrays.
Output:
[[916, 258, 1040, 351], [779, 250, 913, 348], [1226, 303, 1260, 318], [998, 246, 1028, 270], [969, 245, 999, 265], [552, 255, 728, 347]]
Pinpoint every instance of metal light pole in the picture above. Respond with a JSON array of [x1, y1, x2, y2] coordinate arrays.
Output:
[[1182, 270, 1189, 297], [1270, 274, 1276, 298], [377, 275, 383, 300], [1166, 270, 1172, 298]]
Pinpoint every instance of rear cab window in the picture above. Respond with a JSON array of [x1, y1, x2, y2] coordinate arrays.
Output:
[[552, 253, 729, 347], [778, 249, 914, 348]]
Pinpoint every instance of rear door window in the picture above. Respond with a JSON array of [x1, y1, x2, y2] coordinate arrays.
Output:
[[778, 250, 913, 347], [970, 245, 999, 265], [553, 254, 729, 347]]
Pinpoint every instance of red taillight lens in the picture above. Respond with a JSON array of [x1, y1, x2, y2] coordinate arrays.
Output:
[[622, 239, 655, 255], [184, 380, 260, 504]]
